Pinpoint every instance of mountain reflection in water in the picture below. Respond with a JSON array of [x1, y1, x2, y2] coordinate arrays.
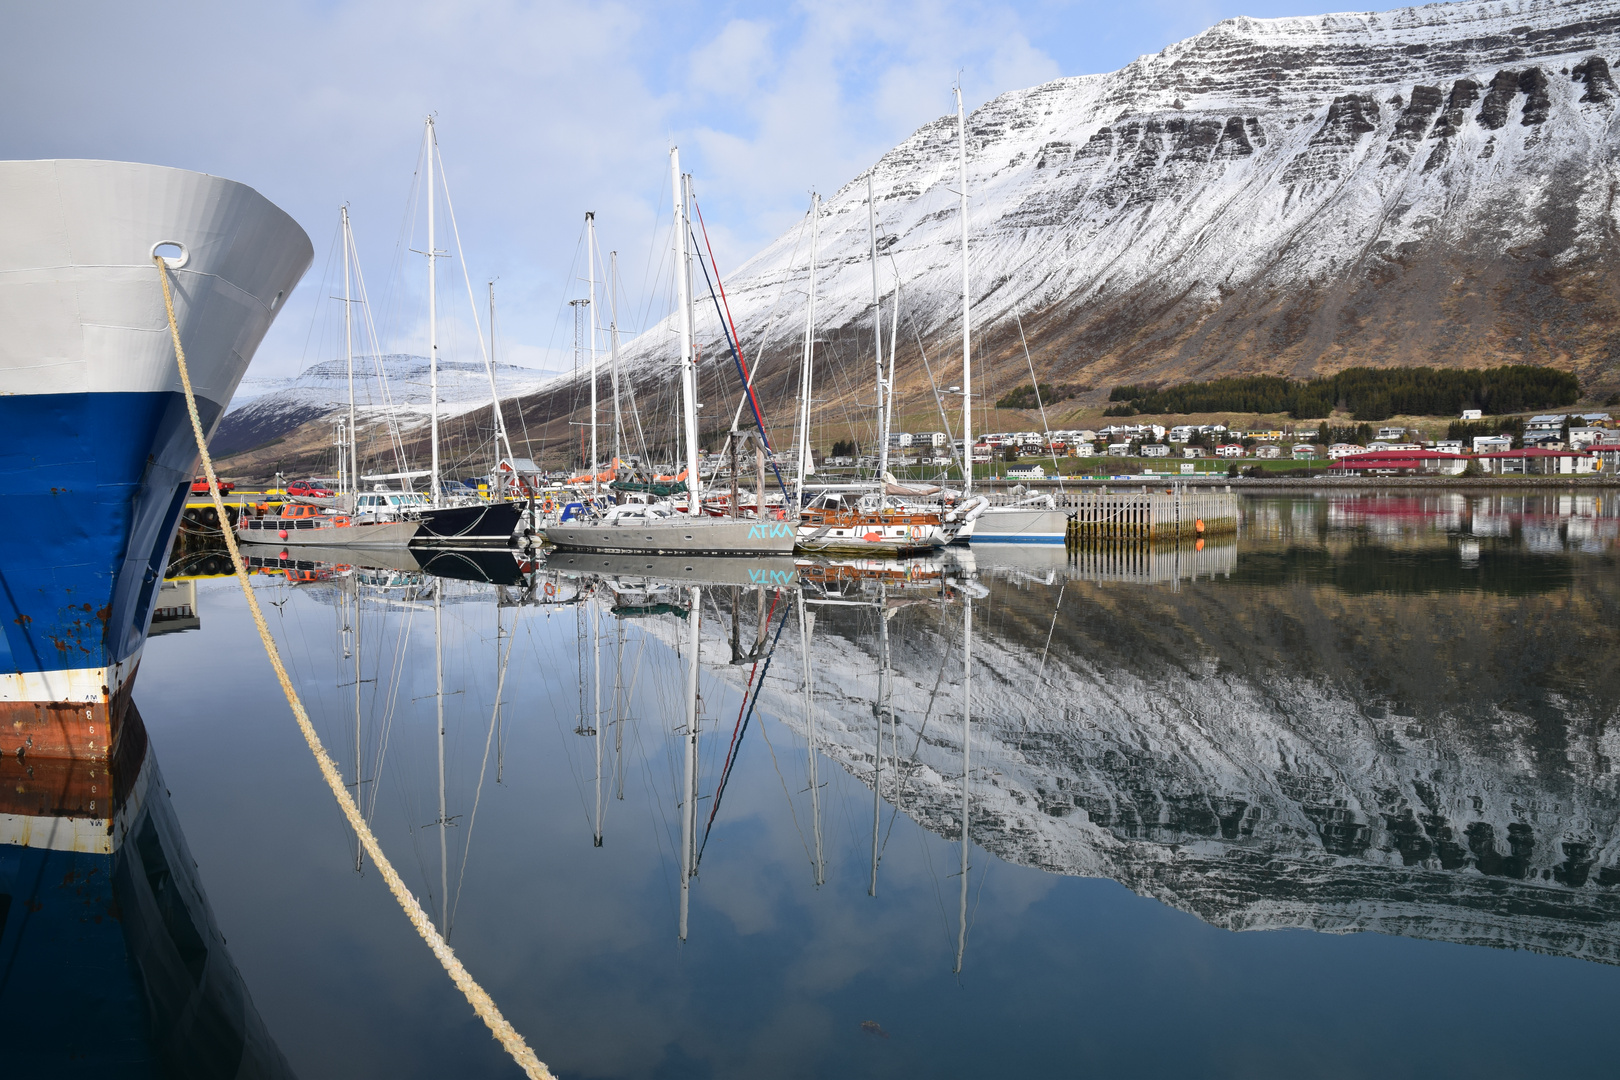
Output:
[[128, 491, 1620, 1078]]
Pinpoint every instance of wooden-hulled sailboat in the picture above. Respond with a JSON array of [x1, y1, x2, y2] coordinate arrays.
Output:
[[544, 148, 795, 558], [793, 178, 976, 557]]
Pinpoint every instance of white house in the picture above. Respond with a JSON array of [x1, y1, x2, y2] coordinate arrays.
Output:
[[1328, 443, 1365, 458], [1254, 444, 1282, 459], [1215, 444, 1246, 458], [1141, 443, 1170, 457], [1292, 443, 1321, 459], [1006, 464, 1046, 479], [1169, 425, 1196, 442], [1182, 446, 1206, 458], [1473, 435, 1514, 453], [1378, 426, 1409, 440], [1107, 442, 1133, 456], [1432, 440, 1465, 454], [1568, 426, 1606, 449], [1071, 442, 1097, 457], [1460, 408, 1483, 421]]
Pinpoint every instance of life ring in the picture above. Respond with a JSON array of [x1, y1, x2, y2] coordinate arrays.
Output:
[[544, 581, 557, 598]]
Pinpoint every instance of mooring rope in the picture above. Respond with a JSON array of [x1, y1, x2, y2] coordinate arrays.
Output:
[[155, 256, 553, 1080]]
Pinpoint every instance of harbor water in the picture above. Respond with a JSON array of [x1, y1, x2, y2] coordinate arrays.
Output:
[[78, 491, 1620, 1077]]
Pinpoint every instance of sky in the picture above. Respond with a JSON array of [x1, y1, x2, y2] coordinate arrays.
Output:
[[3, 0, 1400, 379]]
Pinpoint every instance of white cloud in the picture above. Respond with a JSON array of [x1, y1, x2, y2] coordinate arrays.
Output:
[[3, 0, 1275, 382]]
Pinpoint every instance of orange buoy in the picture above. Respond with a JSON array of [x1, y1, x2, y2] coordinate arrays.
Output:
[[278, 529, 289, 539], [1195, 518, 1205, 534]]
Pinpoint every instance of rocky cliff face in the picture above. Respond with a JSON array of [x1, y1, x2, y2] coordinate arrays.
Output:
[[611, 0, 1620, 421], [668, 512, 1620, 964]]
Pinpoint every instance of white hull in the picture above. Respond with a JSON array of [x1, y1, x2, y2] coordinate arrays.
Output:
[[545, 517, 797, 556], [1, 159, 312, 410], [968, 505, 1069, 544]]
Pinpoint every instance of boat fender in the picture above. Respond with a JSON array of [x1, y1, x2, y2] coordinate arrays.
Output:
[[278, 529, 289, 539]]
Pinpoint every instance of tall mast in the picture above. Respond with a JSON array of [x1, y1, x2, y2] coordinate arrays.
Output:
[[609, 250, 623, 472], [797, 589, 824, 886], [347, 582, 363, 873], [870, 584, 889, 896], [426, 116, 442, 507], [869, 175, 889, 485], [794, 194, 820, 504], [342, 206, 358, 509], [671, 150, 701, 517], [488, 280, 498, 481], [955, 588, 972, 974], [587, 211, 599, 499], [679, 584, 703, 940], [955, 86, 972, 494], [592, 596, 603, 847], [435, 581, 448, 936]]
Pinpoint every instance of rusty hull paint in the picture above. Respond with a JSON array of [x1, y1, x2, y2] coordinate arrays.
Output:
[[0, 665, 137, 762]]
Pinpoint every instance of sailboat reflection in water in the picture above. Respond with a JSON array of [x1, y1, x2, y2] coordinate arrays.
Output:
[[0, 704, 296, 1078]]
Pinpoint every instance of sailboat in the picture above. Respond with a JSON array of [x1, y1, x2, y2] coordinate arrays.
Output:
[[544, 147, 795, 558], [948, 86, 1070, 546], [793, 178, 976, 557], [237, 205, 421, 548], [410, 117, 526, 548]]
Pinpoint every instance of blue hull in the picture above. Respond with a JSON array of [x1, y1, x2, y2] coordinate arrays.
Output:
[[0, 391, 219, 677], [0, 707, 297, 1078]]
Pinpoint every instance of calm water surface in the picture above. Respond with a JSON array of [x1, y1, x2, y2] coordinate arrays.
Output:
[[133, 492, 1620, 1078]]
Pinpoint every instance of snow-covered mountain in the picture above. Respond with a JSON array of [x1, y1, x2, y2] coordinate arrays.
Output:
[[213, 355, 562, 458], [629, 533, 1620, 964], [613, 0, 1620, 411]]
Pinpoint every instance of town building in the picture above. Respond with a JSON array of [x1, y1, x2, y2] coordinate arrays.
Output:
[[1141, 444, 1170, 457], [1460, 408, 1483, 421], [1474, 447, 1598, 475], [1523, 415, 1567, 445], [1215, 444, 1246, 458], [1292, 443, 1321, 459], [1567, 427, 1606, 449], [1473, 434, 1514, 453], [1329, 449, 1468, 476]]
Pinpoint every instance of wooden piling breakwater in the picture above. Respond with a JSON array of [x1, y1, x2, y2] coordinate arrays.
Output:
[[1054, 489, 1239, 545]]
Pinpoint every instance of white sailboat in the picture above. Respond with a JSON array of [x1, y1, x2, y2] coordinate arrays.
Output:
[[237, 205, 420, 548], [545, 148, 795, 557], [794, 177, 972, 557]]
